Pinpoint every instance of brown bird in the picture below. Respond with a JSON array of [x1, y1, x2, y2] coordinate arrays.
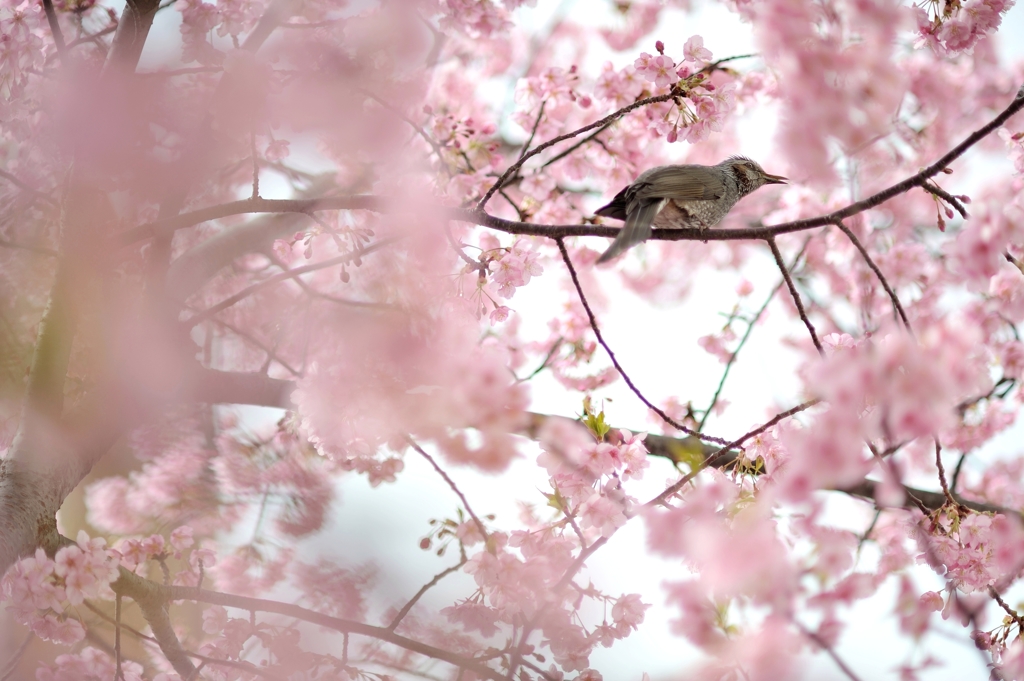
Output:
[[595, 157, 787, 263]]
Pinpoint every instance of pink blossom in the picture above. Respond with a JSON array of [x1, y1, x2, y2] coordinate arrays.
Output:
[[610, 593, 649, 632], [53, 531, 120, 605], [442, 600, 501, 637], [634, 52, 679, 88], [683, 35, 713, 64], [580, 494, 628, 537]]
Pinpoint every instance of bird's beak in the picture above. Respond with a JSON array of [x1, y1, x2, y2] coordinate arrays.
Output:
[[764, 173, 788, 185]]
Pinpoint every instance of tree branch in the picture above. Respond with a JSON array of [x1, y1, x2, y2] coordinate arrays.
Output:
[[140, 583, 507, 681], [833, 219, 912, 332], [477, 91, 678, 210], [115, 194, 380, 248], [767, 236, 824, 355], [181, 237, 398, 326], [554, 237, 730, 446]]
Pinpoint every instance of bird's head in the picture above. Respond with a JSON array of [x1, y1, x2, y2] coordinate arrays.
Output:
[[724, 156, 787, 196]]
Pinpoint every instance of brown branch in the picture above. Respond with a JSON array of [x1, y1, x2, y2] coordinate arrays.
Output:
[[989, 588, 1024, 631], [113, 195, 385, 247], [406, 437, 489, 542], [157, 585, 505, 681], [83, 601, 286, 680], [477, 92, 677, 210], [113, 85, 1024, 253], [201, 316, 302, 377], [360, 88, 445, 160], [0, 169, 57, 205], [136, 591, 197, 678], [540, 121, 613, 169], [554, 237, 730, 446], [647, 400, 821, 509], [795, 620, 865, 681], [921, 180, 968, 219], [181, 237, 398, 325], [517, 99, 547, 163], [483, 82, 1024, 230], [388, 559, 467, 632], [767, 237, 824, 356], [66, 23, 117, 49], [833, 219, 912, 332]]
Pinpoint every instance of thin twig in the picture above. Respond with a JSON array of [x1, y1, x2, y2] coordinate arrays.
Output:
[[921, 180, 967, 218], [66, 23, 117, 49], [0, 169, 57, 204], [478, 91, 678, 210], [951, 453, 967, 494], [153, 584, 506, 681], [406, 436, 489, 541], [767, 236, 823, 356], [518, 99, 547, 162], [698, 277, 786, 432], [387, 558, 467, 632], [182, 237, 398, 325], [516, 338, 562, 383], [444, 221, 481, 269], [989, 587, 1024, 630], [833, 219, 912, 333], [934, 438, 961, 510], [540, 121, 613, 170], [84, 601, 285, 680], [202, 316, 303, 377], [554, 237, 730, 445], [647, 399, 821, 509], [795, 620, 866, 681], [360, 88, 445, 160]]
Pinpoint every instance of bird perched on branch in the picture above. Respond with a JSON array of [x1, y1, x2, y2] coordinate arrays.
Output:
[[595, 156, 787, 263]]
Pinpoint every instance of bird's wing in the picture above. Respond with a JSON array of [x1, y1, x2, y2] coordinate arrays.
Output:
[[596, 198, 665, 264], [630, 165, 726, 205], [594, 185, 629, 220]]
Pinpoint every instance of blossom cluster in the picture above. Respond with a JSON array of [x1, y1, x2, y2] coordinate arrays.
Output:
[[915, 0, 1015, 55], [1, 532, 119, 645]]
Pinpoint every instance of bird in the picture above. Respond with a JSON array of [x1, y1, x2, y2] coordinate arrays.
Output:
[[594, 156, 787, 264]]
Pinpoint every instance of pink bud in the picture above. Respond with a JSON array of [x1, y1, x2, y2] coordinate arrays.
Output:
[[957, 195, 971, 204], [667, 127, 678, 143], [655, 40, 665, 54], [704, 82, 715, 91], [578, 95, 592, 109]]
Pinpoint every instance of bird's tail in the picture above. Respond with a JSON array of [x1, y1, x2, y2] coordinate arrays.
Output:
[[596, 199, 663, 264]]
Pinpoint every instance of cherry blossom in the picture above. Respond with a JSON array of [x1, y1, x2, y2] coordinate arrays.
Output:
[[0, 0, 1023, 679]]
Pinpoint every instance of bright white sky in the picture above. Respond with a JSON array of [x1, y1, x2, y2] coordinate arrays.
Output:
[[170, 1, 1024, 678]]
